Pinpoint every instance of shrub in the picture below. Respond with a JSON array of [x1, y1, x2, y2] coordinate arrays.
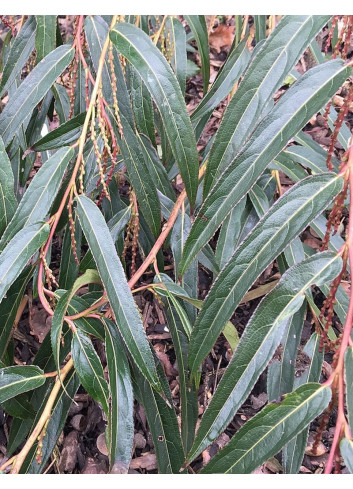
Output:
[[0, 14, 353, 474]]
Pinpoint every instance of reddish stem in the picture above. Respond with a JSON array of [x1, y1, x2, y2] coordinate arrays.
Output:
[[324, 143, 353, 473]]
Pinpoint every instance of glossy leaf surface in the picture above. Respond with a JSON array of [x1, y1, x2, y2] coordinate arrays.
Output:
[[110, 23, 199, 207]]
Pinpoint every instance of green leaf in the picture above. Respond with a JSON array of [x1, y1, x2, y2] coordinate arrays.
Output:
[[51, 269, 102, 376], [1, 393, 36, 420], [168, 18, 187, 96], [72, 329, 110, 415], [132, 362, 186, 473], [0, 266, 34, 361], [185, 16, 210, 93], [0, 222, 49, 303], [35, 16, 57, 63], [283, 332, 324, 473], [157, 277, 198, 453], [58, 214, 82, 290], [110, 22, 199, 208], [340, 438, 353, 474], [52, 83, 70, 124], [0, 365, 46, 403], [0, 147, 73, 250], [117, 115, 161, 237], [0, 136, 17, 237], [203, 15, 331, 196], [0, 16, 36, 96], [75, 195, 160, 391], [107, 206, 131, 244], [32, 112, 86, 151], [249, 183, 270, 218], [84, 16, 116, 108], [191, 38, 250, 126], [139, 134, 175, 203], [285, 145, 336, 174], [270, 152, 309, 182], [50, 290, 73, 378], [254, 15, 267, 42], [215, 198, 246, 270], [126, 64, 156, 146], [23, 370, 79, 474], [0, 44, 74, 147], [103, 318, 134, 471], [222, 321, 239, 353], [201, 383, 331, 473], [267, 304, 306, 401], [345, 347, 353, 430], [180, 59, 350, 274], [187, 251, 342, 462], [187, 173, 343, 378]]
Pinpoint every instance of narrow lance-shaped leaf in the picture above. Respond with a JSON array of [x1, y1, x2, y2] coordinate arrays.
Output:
[[139, 134, 175, 203], [126, 64, 156, 146], [117, 114, 161, 237], [35, 15, 57, 63], [52, 83, 70, 124], [187, 173, 343, 379], [267, 304, 306, 402], [283, 332, 324, 474], [201, 384, 331, 474], [0, 222, 49, 303], [254, 15, 267, 42], [186, 251, 342, 463], [110, 22, 199, 207], [0, 44, 74, 147], [1, 393, 36, 420], [180, 59, 351, 274], [185, 16, 210, 93], [75, 195, 161, 391], [32, 112, 86, 151], [85, 16, 117, 108], [0, 366, 46, 403], [72, 329, 110, 415], [51, 269, 102, 377], [0, 16, 36, 96], [103, 318, 134, 471], [155, 274, 198, 452], [168, 17, 187, 96], [345, 347, 353, 430], [215, 198, 246, 270], [203, 15, 331, 196], [340, 438, 353, 474], [0, 136, 17, 237], [132, 361, 186, 473], [0, 146, 73, 251], [0, 266, 34, 361], [58, 214, 82, 290], [191, 38, 250, 125], [22, 370, 79, 474]]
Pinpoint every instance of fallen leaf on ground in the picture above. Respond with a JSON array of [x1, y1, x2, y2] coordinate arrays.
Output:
[[130, 453, 157, 471], [209, 25, 234, 53], [58, 430, 79, 473]]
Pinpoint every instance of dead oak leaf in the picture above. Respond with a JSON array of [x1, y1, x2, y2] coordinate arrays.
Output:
[[209, 25, 235, 53]]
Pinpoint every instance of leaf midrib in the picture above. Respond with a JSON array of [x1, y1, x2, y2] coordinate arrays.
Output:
[[190, 254, 339, 460], [191, 176, 340, 373], [112, 27, 195, 200]]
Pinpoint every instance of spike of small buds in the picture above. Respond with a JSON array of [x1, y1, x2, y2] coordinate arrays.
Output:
[[108, 42, 124, 138], [327, 84, 353, 171], [90, 101, 110, 200], [319, 246, 348, 352], [67, 195, 80, 266]]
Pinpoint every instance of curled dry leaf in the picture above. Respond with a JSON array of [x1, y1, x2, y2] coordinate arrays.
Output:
[[209, 25, 235, 53], [130, 453, 158, 471]]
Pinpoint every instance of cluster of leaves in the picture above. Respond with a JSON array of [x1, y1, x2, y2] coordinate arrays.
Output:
[[0, 14, 353, 474]]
